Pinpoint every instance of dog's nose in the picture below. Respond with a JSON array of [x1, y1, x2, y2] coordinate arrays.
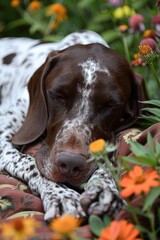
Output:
[[55, 152, 86, 176]]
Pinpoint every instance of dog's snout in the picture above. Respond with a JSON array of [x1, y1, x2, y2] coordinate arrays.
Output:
[[55, 152, 86, 176]]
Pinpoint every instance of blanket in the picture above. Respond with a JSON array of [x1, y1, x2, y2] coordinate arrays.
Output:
[[0, 123, 159, 239]]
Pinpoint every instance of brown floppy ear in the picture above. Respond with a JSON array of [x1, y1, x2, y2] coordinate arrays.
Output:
[[115, 72, 148, 133], [12, 51, 59, 145]]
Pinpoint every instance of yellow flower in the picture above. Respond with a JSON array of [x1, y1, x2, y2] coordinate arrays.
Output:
[[46, 3, 67, 22], [11, 0, 20, 7], [89, 139, 105, 153], [28, 0, 41, 12], [50, 214, 80, 238], [113, 5, 135, 19], [1, 218, 39, 240]]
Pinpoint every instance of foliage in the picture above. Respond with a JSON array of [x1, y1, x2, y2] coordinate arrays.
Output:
[[88, 136, 160, 240]]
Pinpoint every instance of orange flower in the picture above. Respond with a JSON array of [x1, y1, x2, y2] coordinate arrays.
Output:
[[142, 29, 155, 39], [138, 44, 152, 55], [89, 139, 105, 153], [46, 3, 67, 22], [1, 218, 39, 240], [28, 0, 41, 12], [50, 214, 80, 238], [98, 220, 141, 240], [118, 24, 128, 32], [11, 0, 20, 7], [119, 166, 160, 198]]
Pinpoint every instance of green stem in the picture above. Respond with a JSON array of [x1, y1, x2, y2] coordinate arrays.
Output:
[[104, 155, 120, 186], [147, 209, 157, 240], [127, 202, 144, 240], [149, 62, 160, 88], [122, 35, 130, 63], [44, 15, 55, 37]]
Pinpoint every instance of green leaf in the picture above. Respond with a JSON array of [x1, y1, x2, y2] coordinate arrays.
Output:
[[129, 141, 148, 157], [143, 187, 160, 211], [78, 0, 94, 9], [155, 141, 160, 157], [142, 100, 160, 107], [146, 133, 157, 162], [142, 107, 160, 118], [140, 115, 160, 123], [136, 225, 151, 234], [89, 215, 105, 236], [122, 156, 149, 166], [126, 206, 145, 216], [103, 215, 111, 227], [7, 18, 29, 30], [102, 30, 120, 43]]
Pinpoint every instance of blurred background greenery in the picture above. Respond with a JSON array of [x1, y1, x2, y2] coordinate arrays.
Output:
[[0, 0, 160, 99]]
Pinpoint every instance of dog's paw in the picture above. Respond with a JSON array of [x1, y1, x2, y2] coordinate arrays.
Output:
[[80, 184, 124, 217], [40, 180, 86, 221]]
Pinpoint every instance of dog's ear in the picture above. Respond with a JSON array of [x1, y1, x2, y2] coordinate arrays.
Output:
[[12, 51, 59, 145], [115, 72, 148, 133]]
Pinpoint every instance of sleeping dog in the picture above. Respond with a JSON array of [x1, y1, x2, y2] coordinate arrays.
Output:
[[0, 31, 146, 221]]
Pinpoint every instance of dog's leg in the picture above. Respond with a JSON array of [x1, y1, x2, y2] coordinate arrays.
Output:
[[80, 166, 124, 217], [0, 96, 86, 220]]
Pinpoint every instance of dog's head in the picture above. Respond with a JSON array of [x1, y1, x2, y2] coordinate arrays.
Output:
[[13, 43, 146, 187]]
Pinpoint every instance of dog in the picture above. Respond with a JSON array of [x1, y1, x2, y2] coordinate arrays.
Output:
[[0, 31, 146, 221]]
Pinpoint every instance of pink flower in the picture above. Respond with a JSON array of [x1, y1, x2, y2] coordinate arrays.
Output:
[[129, 14, 145, 32], [106, 0, 123, 6], [140, 38, 157, 51], [152, 15, 160, 32]]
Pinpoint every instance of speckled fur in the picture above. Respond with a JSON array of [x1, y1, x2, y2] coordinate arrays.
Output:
[[0, 31, 123, 221]]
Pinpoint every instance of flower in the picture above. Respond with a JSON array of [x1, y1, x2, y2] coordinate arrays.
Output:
[[152, 15, 160, 31], [118, 24, 128, 32], [129, 14, 145, 32], [89, 139, 106, 153], [106, 0, 123, 6], [142, 29, 155, 39], [1, 218, 39, 240], [11, 0, 20, 7], [98, 220, 141, 240], [138, 43, 153, 54], [131, 53, 145, 66], [113, 6, 135, 19], [140, 38, 157, 51], [28, 0, 41, 12], [50, 214, 80, 238], [138, 42, 159, 64], [46, 3, 67, 22], [119, 166, 160, 198]]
